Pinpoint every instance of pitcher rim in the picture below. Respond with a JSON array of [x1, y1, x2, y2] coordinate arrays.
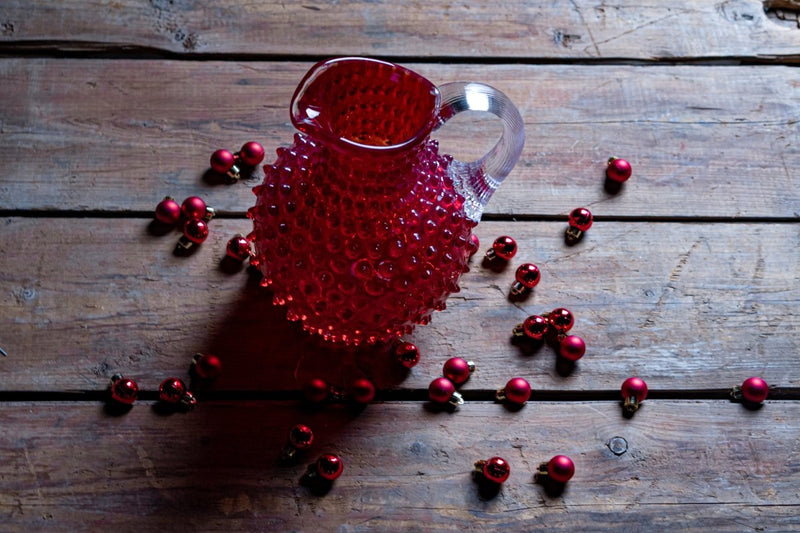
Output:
[[290, 57, 441, 154]]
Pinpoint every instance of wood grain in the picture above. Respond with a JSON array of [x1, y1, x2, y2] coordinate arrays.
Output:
[[0, 401, 798, 531], [1, 59, 798, 218], [1, 218, 797, 392], [1, 0, 798, 61], [3, 1, 798, 529]]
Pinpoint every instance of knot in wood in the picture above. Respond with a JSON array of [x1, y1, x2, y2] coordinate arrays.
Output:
[[608, 436, 629, 456]]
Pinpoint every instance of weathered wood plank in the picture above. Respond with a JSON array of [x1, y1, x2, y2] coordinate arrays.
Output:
[[0, 401, 798, 531], [1, 218, 797, 392], [1, 1, 798, 61], [1, 59, 798, 218], [2, 2, 796, 530]]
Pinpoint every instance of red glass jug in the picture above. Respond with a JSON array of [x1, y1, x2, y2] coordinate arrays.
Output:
[[249, 57, 524, 345]]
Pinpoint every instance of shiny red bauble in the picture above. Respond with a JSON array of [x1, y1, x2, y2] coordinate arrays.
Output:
[[239, 141, 266, 167], [181, 196, 208, 221], [607, 157, 632, 183], [395, 341, 420, 369], [226, 234, 253, 261], [316, 453, 344, 481], [467, 233, 480, 257], [568, 208, 593, 232], [288, 424, 314, 451], [482, 456, 511, 484], [304, 378, 330, 403], [428, 377, 456, 404], [487, 236, 517, 261], [110, 374, 138, 405], [183, 219, 209, 244], [559, 335, 586, 361], [210, 149, 236, 174], [515, 263, 541, 289], [443, 357, 474, 385], [155, 196, 181, 225], [521, 315, 549, 341], [621, 377, 648, 402], [193, 353, 222, 379], [547, 308, 574, 334], [351, 378, 375, 404], [741, 376, 769, 404], [547, 455, 575, 484], [158, 377, 187, 403], [503, 377, 532, 405]]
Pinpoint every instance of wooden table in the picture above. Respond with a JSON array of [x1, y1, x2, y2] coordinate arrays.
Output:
[[1, 2, 799, 530]]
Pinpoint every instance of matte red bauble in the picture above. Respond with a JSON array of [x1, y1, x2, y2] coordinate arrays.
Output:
[[741, 376, 768, 404], [181, 196, 208, 221], [239, 141, 266, 167], [496, 377, 531, 405], [442, 357, 475, 385], [304, 378, 330, 403], [428, 377, 456, 404], [351, 378, 376, 403], [621, 376, 648, 413], [544, 455, 575, 484], [193, 353, 222, 379], [607, 157, 632, 183], [211, 149, 236, 174], [155, 197, 181, 225], [559, 335, 586, 361]]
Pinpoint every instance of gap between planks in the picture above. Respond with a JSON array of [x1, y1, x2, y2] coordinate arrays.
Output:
[[0, 389, 799, 402], [1, 47, 799, 66], [0, 212, 798, 224]]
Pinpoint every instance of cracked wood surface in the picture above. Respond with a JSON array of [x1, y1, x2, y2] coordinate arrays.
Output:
[[1, 59, 798, 217], [0, 0, 799, 60], [0, 219, 797, 392], [0, 401, 798, 531]]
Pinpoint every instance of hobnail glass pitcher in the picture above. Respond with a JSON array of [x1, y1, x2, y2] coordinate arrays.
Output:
[[248, 57, 524, 345]]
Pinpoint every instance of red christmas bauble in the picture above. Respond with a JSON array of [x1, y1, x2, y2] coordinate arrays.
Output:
[[482, 456, 510, 484], [547, 455, 575, 483], [159, 377, 187, 403], [316, 453, 343, 481]]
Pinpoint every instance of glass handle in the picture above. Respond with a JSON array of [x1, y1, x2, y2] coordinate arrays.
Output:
[[435, 82, 525, 222]]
